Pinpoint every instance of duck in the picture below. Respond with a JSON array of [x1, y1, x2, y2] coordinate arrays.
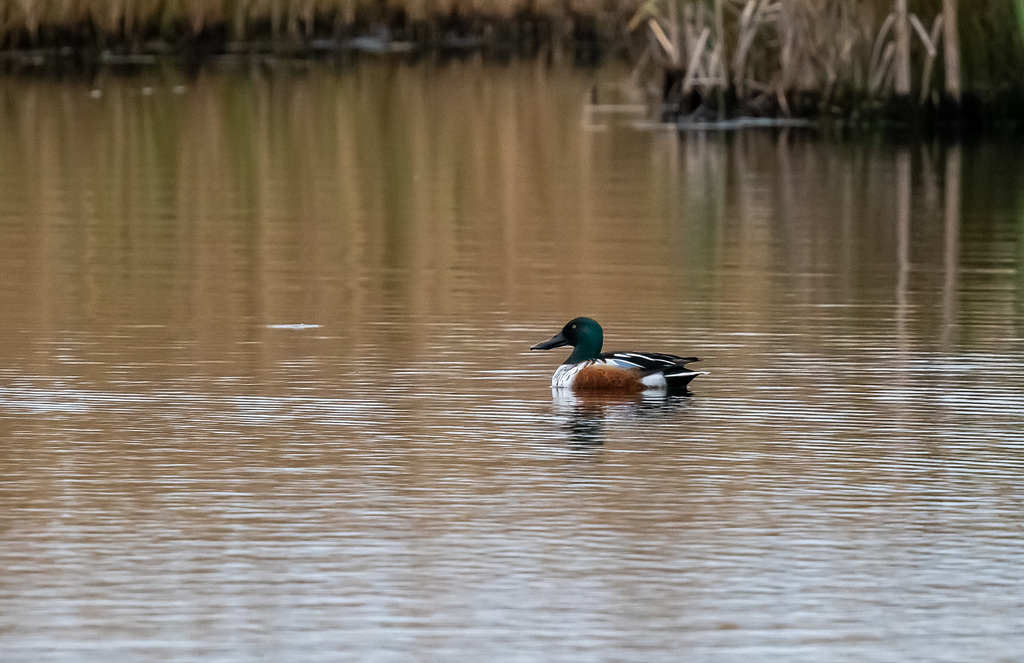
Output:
[[530, 317, 705, 393]]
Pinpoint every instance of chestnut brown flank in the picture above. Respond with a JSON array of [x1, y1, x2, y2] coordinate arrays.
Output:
[[572, 365, 645, 393]]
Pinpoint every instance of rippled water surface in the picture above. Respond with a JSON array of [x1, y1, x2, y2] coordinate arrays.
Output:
[[1, 62, 1023, 661]]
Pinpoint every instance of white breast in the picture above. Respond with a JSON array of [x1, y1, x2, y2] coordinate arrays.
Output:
[[552, 362, 591, 388]]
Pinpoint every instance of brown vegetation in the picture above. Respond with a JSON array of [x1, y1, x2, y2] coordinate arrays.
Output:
[[0, 1, 1022, 124], [628, 0, 983, 122]]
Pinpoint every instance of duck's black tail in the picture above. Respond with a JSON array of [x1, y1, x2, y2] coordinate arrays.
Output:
[[663, 358, 706, 392]]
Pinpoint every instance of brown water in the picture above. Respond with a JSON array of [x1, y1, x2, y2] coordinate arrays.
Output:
[[1, 60, 1023, 661]]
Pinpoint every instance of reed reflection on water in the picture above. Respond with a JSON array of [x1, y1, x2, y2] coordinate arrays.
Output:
[[1, 61, 1023, 661]]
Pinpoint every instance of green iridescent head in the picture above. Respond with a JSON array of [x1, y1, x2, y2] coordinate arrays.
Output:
[[530, 317, 604, 363]]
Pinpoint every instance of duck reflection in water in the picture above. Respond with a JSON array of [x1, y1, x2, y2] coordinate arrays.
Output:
[[551, 389, 694, 448]]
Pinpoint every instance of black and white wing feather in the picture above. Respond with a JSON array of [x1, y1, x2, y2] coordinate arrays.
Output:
[[600, 352, 703, 385]]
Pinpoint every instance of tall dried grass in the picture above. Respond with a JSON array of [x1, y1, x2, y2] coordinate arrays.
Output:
[[1, 0, 1022, 121], [632, 0, 985, 119], [0, 0, 589, 45], [626, 0, 1024, 121]]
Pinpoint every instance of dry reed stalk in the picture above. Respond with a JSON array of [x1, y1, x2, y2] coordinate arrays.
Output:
[[666, 0, 679, 63], [893, 0, 910, 96], [916, 13, 943, 105], [732, 0, 763, 98], [16, 0, 38, 40], [713, 0, 726, 116], [682, 26, 710, 93], [648, 16, 676, 63], [183, 0, 206, 34], [231, 0, 250, 40], [869, 12, 896, 94], [942, 0, 961, 104]]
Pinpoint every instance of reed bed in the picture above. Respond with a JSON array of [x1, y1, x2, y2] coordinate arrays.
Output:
[[0, 0, 599, 47], [628, 0, 1023, 123], [0, 0, 1022, 123]]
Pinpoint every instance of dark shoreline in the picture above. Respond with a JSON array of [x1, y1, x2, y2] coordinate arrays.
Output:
[[0, 11, 610, 68]]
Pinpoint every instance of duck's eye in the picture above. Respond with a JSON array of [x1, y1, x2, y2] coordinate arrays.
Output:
[[572, 324, 576, 329]]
